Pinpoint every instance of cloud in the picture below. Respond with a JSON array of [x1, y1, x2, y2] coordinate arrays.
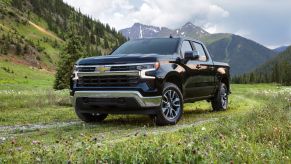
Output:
[[63, 0, 291, 48], [63, 0, 230, 30]]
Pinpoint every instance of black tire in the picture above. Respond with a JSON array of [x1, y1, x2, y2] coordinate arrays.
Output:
[[75, 106, 108, 123], [211, 83, 228, 111], [155, 82, 183, 126]]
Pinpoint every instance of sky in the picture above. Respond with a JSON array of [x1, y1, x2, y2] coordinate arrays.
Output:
[[63, 0, 291, 49]]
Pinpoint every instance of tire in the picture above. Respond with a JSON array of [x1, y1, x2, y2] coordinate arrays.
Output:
[[211, 83, 228, 111], [75, 106, 108, 123], [155, 82, 183, 126]]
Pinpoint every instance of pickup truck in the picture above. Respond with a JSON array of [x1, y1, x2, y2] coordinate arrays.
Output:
[[70, 37, 230, 125]]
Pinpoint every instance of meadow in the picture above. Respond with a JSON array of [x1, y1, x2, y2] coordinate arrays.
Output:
[[0, 60, 290, 163]]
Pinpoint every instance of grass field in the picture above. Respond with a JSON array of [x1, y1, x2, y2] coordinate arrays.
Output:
[[0, 63, 290, 163]]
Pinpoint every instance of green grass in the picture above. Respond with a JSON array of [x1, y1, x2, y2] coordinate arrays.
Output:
[[0, 60, 54, 90], [0, 82, 290, 163]]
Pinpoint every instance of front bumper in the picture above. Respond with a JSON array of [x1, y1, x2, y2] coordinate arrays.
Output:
[[72, 90, 161, 108]]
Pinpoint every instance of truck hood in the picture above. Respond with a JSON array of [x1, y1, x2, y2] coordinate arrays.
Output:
[[77, 54, 172, 65]]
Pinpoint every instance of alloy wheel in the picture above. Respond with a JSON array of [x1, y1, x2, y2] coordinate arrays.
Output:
[[161, 89, 181, 120]]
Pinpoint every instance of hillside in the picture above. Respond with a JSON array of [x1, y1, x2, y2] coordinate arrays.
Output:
[[232, 46, 291, 85], [273, 45, 289, 53], [0, 0, 126, 71], [120, 22, 276, 75], [255, 46, 291, 73], [205, 34, 275, 75]]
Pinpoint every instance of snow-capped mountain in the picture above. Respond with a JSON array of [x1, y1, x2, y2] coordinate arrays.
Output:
[[174, 22, 210, 38], [119, 22, 209, 40], [120, 23, 167, 39]]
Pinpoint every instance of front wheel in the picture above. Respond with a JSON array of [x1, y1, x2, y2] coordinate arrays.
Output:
[[211, 83, 228, 111], [155, 82, 183, 126]]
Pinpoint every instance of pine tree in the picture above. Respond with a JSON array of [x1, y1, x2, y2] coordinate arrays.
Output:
[[54, 33, 84, 90], [3, 42, 9, 55], [16, 43, 22, 55], [104, 38, 109, 49]]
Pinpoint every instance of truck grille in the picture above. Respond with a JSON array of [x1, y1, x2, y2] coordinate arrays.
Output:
[[110, 65, 137, 71], [78, 67, 96, 72], [78, 66, 138, 72], [77, 76, 139, 87]]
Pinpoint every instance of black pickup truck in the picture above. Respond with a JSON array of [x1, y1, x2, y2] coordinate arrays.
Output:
[[70, 37, 230, 125]]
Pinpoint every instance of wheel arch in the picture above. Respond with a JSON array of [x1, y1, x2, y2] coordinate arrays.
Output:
[[163, 72, 183, 93]]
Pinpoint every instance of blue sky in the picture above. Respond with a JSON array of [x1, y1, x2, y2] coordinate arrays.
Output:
[[63, 0, 291, 48]]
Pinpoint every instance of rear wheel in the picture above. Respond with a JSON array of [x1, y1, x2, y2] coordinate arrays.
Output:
[[155, 82, 183, 126], [75, 106, 108, 123], [211, 83, 228, 111]]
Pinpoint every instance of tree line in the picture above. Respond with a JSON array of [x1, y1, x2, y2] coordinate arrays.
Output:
[[232, 47, 291, 86]]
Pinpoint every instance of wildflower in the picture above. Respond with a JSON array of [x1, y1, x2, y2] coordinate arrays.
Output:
[[201, 127, 206, 131], [16, 147, 22, 151], [31, 140, 41, 145], [0, 137, 6, 143]]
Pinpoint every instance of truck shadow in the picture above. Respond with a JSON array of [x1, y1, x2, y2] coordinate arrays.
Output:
[[91, 108, 213, 127]]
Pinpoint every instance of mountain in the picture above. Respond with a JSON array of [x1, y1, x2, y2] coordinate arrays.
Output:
[[120, 22, 275, 75], [120, 23, 166, 40], [255, 46, 291, 73], [232, 46, 291, 85], [273, 46, 289, 53], [205, 34, 275, 75], [120, 22, 209, 40], [0, 0, 126, 70]]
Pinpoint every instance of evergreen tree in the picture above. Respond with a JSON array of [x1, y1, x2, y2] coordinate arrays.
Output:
[[3, 42, 9, 55], [54, 33, 84, 90], [104, 38, 109, 49], [16, 43, 22, 55]]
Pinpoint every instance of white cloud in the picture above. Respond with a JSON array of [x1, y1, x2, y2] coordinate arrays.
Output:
[[63, 0, 230, 30], [203, 23, 217, 34], [63, 0, 291, 47]]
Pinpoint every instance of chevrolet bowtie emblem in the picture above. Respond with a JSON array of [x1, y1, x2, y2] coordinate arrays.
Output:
[[96, 66, 110, 73]]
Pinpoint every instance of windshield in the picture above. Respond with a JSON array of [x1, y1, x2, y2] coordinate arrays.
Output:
[[111, 38, 179, 55]]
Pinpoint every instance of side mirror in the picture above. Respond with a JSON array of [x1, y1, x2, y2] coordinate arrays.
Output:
[[184, 50, 199, 60]]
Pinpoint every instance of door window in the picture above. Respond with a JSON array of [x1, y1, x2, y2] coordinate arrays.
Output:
[[193, 42, 207, 61], [180, 41, 193, 57]]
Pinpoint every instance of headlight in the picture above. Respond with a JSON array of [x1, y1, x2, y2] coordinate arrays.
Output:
[[136, 62, 160, 70], [72, 65, 78, 72], [138, 62, 159, 79]]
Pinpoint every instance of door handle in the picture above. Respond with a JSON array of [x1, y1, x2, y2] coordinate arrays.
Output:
[[196, 65, 201, 69]]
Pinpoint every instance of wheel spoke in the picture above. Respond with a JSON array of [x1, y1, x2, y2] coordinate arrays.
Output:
[[162, 106, 167, 112], [162, 99, 167, 104], [173, 98, 180, 104], [167, 91, 172, 101], [163, 108, 169, 116], [163, 93, 169, 102], [170, 91, 175, 101], [172, 109, 177, 117], [169, 108, 174, 118]]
